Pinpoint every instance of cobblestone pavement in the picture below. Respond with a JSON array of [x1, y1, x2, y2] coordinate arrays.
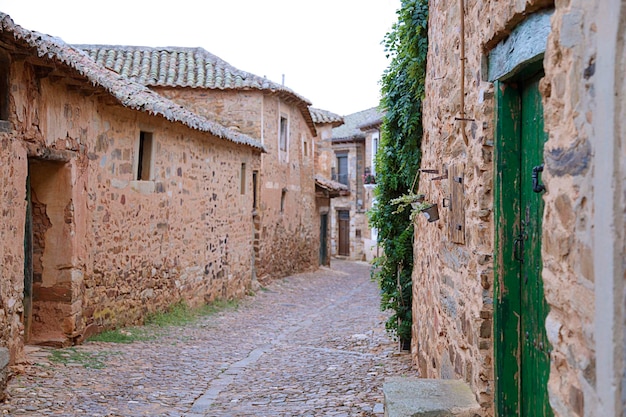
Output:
[[1, 260, 413, 416]]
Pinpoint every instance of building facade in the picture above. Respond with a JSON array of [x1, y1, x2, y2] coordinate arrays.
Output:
[[328, 108, 382, 261], [412, 1, 626, 416], [309, 108, 347, 266], [0, 14, 262, 376], [79, 45, 320, 283]]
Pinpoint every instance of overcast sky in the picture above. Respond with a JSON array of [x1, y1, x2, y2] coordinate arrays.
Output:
[[0, 0, 399, 116]]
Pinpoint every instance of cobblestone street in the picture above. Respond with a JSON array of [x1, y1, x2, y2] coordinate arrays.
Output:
[[1, 260, 413, 416]]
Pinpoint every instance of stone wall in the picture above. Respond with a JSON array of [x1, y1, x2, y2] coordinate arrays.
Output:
[[155, 87, 319, 281], [414, 0, 553, 414], [540, 2, 620, 415], [154, 88, 264, 137], [254, 95, 318, 280], [362, 128, 380, 261], [0, 56, 261, 358], [314, 124, 334, 178], [416, 0, 625, 416], [0, 134, 28, 361], [82, 103, 259, 332]]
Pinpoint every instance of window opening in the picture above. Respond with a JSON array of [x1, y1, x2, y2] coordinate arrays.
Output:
[[371, 132, 379, 176], [279, 115, 288, 152], [240, 163, 246, 195], [252, 170, 259, 209], [280, 188, 287, 213], [303, 134, 308, 157], [337, 154, 348, 185], [136, 131, 153, 181]]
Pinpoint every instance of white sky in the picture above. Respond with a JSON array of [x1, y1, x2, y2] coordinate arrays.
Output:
[[0, 0, 399, 116]]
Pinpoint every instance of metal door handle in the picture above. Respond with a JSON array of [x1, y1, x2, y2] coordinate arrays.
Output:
[[532, 164, 545, 193]]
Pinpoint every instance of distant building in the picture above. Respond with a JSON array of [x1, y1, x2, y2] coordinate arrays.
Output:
[[326, 107, 383, 261], [309, 108, 348, 266]]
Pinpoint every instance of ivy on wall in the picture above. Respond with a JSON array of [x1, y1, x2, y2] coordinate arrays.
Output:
[[369, 0, 428, 347]]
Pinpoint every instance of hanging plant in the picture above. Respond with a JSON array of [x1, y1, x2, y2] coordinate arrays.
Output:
[[368, 0, 429, 348]]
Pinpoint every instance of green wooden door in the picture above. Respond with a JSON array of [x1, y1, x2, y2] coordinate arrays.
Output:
[[494, 72, 552, 416]]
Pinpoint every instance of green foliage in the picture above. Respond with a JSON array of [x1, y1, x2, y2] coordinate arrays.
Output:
[[369, 0, 428, 346], [86, 299, 238, 344], [144, 299, 238, 327], [88, 328, 153, 344]]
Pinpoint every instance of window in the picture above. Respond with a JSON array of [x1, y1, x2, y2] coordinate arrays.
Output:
[[240, 163, 246, 195], [279, 115, 288, 152], [371, 131, 379, 176], [337, 153, 348, 185], [136, 131, 153, 181], [280, 188, 287, 213], [252, 170, 259, 209], [302, 134, 308, 157]]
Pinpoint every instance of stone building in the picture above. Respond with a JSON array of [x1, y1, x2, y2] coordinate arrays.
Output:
[[0, 13, 263, 374], [411, 1, 626, 416], [78, 44, 320, 282], [309, 108, 348, 266], [327, 107, 383, 260], [357, 114, 383, 262]]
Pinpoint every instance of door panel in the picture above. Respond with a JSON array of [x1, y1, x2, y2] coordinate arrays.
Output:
[[495, 73, 552, 416], [338, 210, 350, 256], [519, 74, 551, 417]]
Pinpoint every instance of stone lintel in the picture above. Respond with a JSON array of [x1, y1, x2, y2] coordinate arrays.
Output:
[[383, 377, 481, 417], [488, 9, 554, 82]]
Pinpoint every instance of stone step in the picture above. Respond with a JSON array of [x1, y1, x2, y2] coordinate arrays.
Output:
[[383, 377, 482, 417]]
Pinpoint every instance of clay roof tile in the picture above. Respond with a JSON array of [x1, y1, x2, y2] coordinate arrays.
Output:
[[0, 13, 265, 152]]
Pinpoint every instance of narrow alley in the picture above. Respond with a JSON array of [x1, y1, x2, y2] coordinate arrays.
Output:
[[1, 260, 412, 417]]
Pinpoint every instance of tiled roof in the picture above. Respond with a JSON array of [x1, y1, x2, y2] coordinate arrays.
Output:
[[357, 114, 384, 131], [314, 174, 349, 195], [331, 107, 384, 142], [0, 14, 264, 152], [309, 108, 344, 127], [76, 44, 317, 135]]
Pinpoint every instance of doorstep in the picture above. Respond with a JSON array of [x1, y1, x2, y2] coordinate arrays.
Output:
[[383, 377, 481, 417]]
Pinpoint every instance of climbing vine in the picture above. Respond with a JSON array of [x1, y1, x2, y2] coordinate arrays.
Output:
[[369, 0, 428, 347]]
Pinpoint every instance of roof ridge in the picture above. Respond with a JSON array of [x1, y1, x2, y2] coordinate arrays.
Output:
[[0, 13, 265, 152], [76, 43, 317, 136]]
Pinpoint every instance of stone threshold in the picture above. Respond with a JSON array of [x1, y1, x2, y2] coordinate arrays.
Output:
[[383, 377, 481, 417]]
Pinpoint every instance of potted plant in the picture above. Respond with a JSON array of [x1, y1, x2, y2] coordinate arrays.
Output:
[[363, 173, 377, 185]]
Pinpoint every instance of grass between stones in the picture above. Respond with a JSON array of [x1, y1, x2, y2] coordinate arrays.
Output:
[[87, 299, 239, 344], [44, 299, 239, 370], [48, 348, 121, 369]]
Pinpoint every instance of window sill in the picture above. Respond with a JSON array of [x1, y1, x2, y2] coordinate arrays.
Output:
[[130, 180, 155, 194]]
